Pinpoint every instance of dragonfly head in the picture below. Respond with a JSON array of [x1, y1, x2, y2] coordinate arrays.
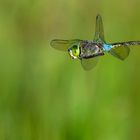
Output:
[[68, 44, 80, 59]]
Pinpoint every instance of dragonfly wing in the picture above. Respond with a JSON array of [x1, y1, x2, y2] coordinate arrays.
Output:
[[109, 41, 140, 60], [94, 14, 105, 43], [50, 39, 81, 51], [109, 45, 130, 60], [81, 57, 99, 70]]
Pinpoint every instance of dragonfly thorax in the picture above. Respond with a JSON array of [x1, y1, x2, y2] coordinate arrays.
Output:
[[79, 41, 104, 59]]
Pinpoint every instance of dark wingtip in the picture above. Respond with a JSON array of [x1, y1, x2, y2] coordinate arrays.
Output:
[[50, 40, 53, 46], [50, 39, 56, 46], [96, 14, 102, 20]]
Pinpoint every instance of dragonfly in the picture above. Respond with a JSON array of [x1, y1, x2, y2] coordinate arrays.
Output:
[[50, 14, 140, 70]]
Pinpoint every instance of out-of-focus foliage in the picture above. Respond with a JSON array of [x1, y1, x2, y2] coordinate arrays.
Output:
[[0, 0, 140, 140]]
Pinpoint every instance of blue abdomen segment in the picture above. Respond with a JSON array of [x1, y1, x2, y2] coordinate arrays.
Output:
[[103, 44, 113, 52]]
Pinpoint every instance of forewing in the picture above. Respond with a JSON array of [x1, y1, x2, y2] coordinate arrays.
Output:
[[109, 46, 130, 60], [81, 57, 99, 70], [94, 14, 105, 43], [50, 39, 81, 51]]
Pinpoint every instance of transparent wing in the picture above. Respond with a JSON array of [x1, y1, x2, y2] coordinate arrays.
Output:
[[110, 41, 140, 60], [50, 39, 81, 51], [109, 45, 130, 60], [94, 14, 105, 43], [81, 57, 99, 70]]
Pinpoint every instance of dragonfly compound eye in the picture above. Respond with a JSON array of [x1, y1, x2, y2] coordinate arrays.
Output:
[[68, 45, 80, 59]]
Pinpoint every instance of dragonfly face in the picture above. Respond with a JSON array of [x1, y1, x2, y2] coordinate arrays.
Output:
[[68, 44, 80, 59], [50, 14, 140, 70]]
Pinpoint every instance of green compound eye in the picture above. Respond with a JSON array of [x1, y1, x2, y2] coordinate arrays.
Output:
[[71, 45, 80, 57]]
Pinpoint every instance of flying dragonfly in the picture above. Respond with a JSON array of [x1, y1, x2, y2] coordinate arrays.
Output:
[[50, 15, 140, 70]]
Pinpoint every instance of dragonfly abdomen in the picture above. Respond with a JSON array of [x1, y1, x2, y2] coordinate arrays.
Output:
[[111, 41, 140, 47]]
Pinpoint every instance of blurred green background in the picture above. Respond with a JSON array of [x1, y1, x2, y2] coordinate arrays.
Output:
[[0, 0, 140, 140]]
